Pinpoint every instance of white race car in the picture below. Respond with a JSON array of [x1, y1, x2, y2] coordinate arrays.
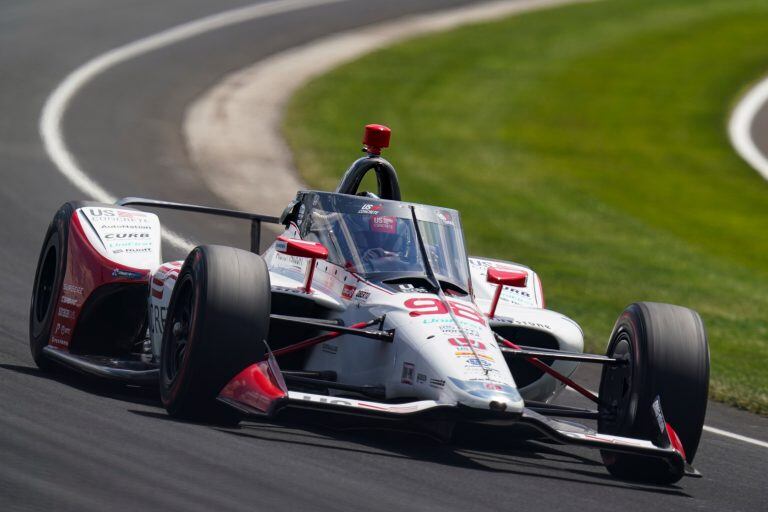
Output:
[[30, 124, 709, 484]]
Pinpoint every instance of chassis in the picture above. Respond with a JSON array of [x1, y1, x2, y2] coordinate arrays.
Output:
[[30, 125, 709, 484]]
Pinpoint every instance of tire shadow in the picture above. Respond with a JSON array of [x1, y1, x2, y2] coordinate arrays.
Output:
[[129, 407, 691, 498]]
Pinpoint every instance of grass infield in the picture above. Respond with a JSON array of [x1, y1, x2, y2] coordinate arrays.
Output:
[[285, 0, 768, 414]]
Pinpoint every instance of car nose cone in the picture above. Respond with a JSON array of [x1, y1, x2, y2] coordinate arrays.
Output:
[[449, 378, 525, 414]]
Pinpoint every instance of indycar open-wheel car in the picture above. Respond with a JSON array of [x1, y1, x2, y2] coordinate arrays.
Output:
[[30, 124, 709, 484]]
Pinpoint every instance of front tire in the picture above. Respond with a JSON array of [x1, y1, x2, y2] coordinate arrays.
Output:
[[160, 245, 271, 424], [29, 202, 112, 369], [598, 302, 709, 484]]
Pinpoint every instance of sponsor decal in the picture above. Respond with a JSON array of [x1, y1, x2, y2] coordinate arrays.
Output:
[[322, 343, 338, 355], [87, 208, 146, 219], [484, 383, 503, 391], [397, 283, 430, 293], [50, 337, 68, 347], [60, 296, 78, 306], [113, 247, 152, 254], [429, 378, 445, 389], [421, 317, 453, 325], [454, 351, 495, 362], [436, 211, 454, 225], [354, 290, 371, 302], [63, 283, 83, 295], [150, 305, 167, 336], [57, 307, 74, 319], [437, 325, 482, 339], [341, 284, 356, 300], [273, 252, 306, 273], [297, 394, 353, 406], [370, 215, 396, 233], [272, 285, 308, 296], [54, 323, 71, 336], [99, 224, 151, 230], [358, 203, 382, 215], [469, 258, 489, 269], [416, 373, 427, 384], [448, 337, 487, 351], [104, 233, 150, 239], [652, 396, 666, 436], [112, 268, 146, 280], [401, 362, 415, 385], [502, 287, 531, 299], [465, 357, 493, 369], [438, 324, 461, 334], [492, 317, 551, 331], [467, 373, 504, 384]]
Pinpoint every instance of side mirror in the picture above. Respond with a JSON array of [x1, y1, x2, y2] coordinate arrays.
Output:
[[487, 268, 528, 288], [276, 236, 329, 293], [486, 267, 527, 319]]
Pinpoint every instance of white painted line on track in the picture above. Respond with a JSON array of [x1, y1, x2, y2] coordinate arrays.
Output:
[[703, 425, 768, 449], [728, 73, 768, 180], [564, 388, 768, 449], [39, 0, 347, 250]]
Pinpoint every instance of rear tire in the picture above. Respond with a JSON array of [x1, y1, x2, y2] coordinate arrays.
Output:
[[598, 302, 709, 484], [160, 245, 271, 424]]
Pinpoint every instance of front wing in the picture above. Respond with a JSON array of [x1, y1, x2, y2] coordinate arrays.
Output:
[[216, 360, 694, 477]]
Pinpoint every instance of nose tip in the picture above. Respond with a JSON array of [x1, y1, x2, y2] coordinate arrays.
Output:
[[489, 400, 508, 412]]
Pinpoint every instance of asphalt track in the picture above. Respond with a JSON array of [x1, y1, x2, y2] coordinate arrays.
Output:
[[1, 1, 767, 510]]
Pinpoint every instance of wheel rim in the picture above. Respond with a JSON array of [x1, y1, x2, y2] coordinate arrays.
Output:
[[163, 274, 194, 384], [34, 244, 58, 323], [599, 332, 634, 433]]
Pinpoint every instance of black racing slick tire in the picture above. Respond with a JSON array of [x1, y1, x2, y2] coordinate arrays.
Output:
[[28, 201, 113, 369], [598, 302, 709, 484], [160, 245, 271, 424]]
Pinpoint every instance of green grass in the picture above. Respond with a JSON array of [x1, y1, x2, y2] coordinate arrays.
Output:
[[284, 0, 768, 414]]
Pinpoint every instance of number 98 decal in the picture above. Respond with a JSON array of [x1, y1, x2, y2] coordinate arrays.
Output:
[[404, 298, 486, 325]]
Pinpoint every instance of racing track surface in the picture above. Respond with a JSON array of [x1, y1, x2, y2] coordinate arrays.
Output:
[[1, 1, 767, 510]]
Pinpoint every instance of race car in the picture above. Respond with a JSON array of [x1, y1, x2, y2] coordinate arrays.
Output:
[[30, 124, 709, 484]]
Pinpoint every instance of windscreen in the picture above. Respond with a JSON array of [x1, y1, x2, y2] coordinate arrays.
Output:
[[303, 193, 470, 290]]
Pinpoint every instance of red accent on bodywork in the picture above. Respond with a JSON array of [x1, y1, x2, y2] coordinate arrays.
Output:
[[48, 212, 150, 350], [666, 422, 687, 460], [362, 124, 391, 155], [536, 274, 546, 308], [218, 360, 288, 415]]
